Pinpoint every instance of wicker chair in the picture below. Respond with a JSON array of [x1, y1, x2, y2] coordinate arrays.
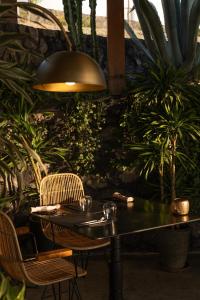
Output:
[[0, 211, 86, 300], [40, 173, 110, 253]]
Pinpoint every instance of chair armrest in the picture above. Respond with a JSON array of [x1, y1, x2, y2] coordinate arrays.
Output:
[[36, 248, 73, 261], [16, 226, 30, 236]]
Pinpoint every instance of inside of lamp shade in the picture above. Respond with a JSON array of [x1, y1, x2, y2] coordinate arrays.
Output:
[[32, 82, 106, 92], [65, 82, 76, 85]]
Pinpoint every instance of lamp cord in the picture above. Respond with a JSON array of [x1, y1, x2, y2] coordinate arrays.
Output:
[[16, 2, 72, 51]]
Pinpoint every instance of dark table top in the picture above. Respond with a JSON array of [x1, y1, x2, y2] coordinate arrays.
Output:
[[32, 198, 200, 240]]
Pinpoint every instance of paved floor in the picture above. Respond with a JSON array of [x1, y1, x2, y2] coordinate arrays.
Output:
[[26, 252, 200, 300]]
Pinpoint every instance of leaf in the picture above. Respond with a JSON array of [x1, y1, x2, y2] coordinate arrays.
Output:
[[20, 135, 48, 175], [16, 284, 25, 300], [0, 274, 8, 298], [124, 20, 154, 62], [180, 0, 194, 57], [185, 0, 200, 71], [139, 0, 170, 64], [161, 0, 183, 66], [133, 0, 158, 58]]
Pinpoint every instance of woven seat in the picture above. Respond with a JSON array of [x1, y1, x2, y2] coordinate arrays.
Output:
[[44, 226, 109, 251], [40, 173, 110, 251], [0, 211, 86, 299], [24, 258, 85, 285]]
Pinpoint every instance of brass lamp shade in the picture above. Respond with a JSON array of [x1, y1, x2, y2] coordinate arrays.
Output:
[[33, 51, 107, 92]]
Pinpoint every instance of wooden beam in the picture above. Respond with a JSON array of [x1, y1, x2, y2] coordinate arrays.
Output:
[[107, 0, 125, 95]]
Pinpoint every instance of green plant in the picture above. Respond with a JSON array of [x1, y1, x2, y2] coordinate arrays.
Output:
[[0, 2, 110, 208], [0, 97, 70, 199], [62, 0, 98, 59], [0, 273, 25, 300], [126, 0, 200, 78], [62, 0, 83, 50], [0, 1, 71, 103], [0, 2, 72, 209], [89, 0, 98, 59], [124, 0, 200, 201], [124, 62, 200, 203], [48, 93, 107, 174]]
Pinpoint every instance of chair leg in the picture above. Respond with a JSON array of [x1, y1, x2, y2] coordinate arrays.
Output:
[[68, 279, 82, 300], [103, 246, 110, 264], [58, 282, 61, 300], [83, 251, 90, 270], [74, 250, 90, 271], [52, 284, 57, 300], [68, 281, 73, 300], [71, 279, 82, 300], [41, 286, 48, 299], [73, 253, 79, 278]]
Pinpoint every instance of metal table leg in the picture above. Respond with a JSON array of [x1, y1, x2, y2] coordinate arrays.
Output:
[[109, 235, 123, 300]]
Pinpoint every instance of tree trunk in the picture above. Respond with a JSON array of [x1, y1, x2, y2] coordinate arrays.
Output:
[[170, 138, 177, 202], [159, 164, 164, 202]]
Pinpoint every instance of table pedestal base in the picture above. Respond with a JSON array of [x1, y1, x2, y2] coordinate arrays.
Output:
[[109, 235, 123, 300]]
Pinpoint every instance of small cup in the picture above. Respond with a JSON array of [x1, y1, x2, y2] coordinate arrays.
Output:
[[103, 201, 117, 221], [80, 195, 92, 211]]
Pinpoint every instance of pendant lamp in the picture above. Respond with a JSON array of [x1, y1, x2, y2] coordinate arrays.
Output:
[[30, 3, 106, 92]]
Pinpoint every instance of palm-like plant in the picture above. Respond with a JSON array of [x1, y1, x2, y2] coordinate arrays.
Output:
[[142, 107, 200, 202], [124, 0, 200, 202], [124, 61, 200, 203]]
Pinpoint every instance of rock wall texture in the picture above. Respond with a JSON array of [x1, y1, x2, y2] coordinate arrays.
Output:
[[1, 22, 144, 77]]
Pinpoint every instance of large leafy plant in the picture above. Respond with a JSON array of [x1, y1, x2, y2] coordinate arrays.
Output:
[[123, 62, 200, 203], [123, 0, 200, 202], [126, 0, 200, 77], [0, 273, 25, 300], [0, 2, 69, 209]]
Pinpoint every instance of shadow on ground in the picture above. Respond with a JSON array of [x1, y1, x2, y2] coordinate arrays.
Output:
[[26, 253, 200, 300]]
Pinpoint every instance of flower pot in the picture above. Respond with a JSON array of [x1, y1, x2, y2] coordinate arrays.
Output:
[[158, 227, 190, 272], [170, 197, 190, 216]]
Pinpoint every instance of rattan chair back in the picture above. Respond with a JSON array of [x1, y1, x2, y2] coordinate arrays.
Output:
[[0, 212, 27, 281], [0, 212, 86, 290], [40, 173, 84, 206], [39, 173, 110, 251]]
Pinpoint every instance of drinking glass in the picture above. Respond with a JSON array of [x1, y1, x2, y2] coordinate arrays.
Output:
[[103, 201, 117, 221], [80, 195, 92, 211]]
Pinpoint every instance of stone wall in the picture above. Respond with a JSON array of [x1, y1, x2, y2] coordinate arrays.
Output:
[[1, 22, 144, 77]]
